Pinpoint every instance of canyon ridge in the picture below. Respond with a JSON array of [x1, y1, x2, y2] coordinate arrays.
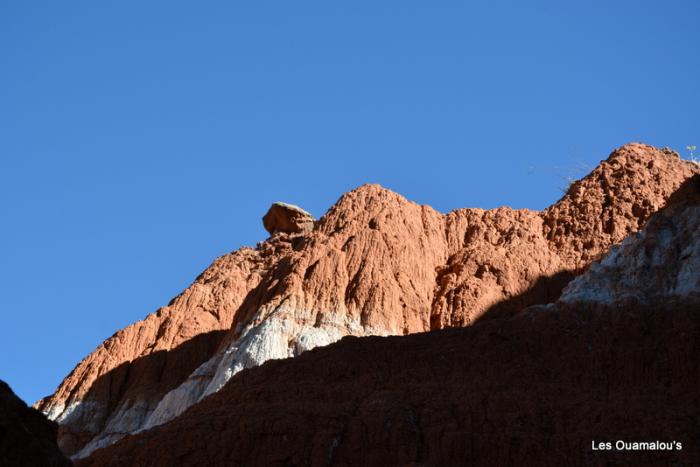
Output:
[[27, 143, 700, 464]]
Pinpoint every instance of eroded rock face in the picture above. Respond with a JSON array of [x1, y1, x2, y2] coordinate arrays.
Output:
[[0, 380, 71, 467], [262, 202, 315, 235], [560, 174, 700, 305], [542, 144, 693, 269], [431, 208, 566, 328], [37, 143, 699, 458], [35, 247, 282, 457], [76, 160, 700, 467]]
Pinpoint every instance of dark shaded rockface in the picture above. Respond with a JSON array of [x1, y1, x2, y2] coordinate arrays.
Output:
[[0, 380, 72, 467], [77, 300, 700, 467]]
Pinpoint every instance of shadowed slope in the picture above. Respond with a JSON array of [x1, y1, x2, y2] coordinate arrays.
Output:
[[77, 301, 700, 467], [0, 380, 71, 467]]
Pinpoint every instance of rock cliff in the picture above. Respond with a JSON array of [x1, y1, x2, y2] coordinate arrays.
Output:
[[36, 143, 699, 458], [76, 150, 700, 467]]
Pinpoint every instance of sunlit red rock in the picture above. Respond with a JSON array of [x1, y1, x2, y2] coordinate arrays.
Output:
[[36, 143, 699, 459], [77, 150, 700, 467]]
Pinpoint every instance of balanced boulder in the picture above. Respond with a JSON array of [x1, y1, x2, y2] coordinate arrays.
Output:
[[262, 202, 315, 235]]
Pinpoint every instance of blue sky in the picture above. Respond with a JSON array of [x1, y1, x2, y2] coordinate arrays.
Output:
[[1, 1, 698, 404]]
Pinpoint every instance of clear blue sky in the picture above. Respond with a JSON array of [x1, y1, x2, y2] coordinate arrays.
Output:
[[1, 1, 698, 404]]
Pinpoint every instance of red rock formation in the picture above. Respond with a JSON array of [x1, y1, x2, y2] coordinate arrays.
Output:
[[35, 247, 285, 456], [541, 145, 691, 269], [559, 174, 700, 305], [431, 207, 565, 328], [37, 143, 699, 458], [434, 143, 697, 326], [0, 380, 71, 467], [76, 166, 700, 467]]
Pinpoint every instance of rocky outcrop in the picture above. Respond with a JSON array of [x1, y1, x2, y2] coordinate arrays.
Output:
[[0, 380, 71, 467], [541, 145, 692, 269], [76, 160, 700, 467], [262, 202, 315, 235], [37, 143, 699, 458], [559, 174, 700, 305], [431, 207, 567, 328], [432, 143, 698, 327]]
